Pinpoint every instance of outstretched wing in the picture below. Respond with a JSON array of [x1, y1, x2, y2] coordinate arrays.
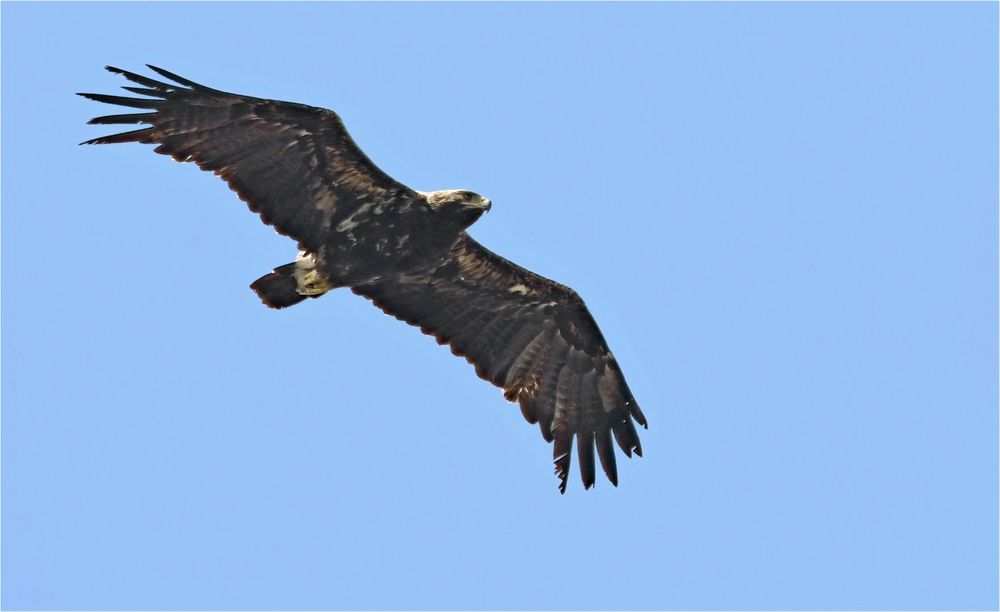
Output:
[[79, 65, 415, 253], [353, 234, 646, 492]]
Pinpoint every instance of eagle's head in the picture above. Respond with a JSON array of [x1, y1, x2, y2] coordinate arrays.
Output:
[[423, 189, 492, 229]]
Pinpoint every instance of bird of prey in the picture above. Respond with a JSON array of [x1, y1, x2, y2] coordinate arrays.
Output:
[[79, 65, 646, 492]]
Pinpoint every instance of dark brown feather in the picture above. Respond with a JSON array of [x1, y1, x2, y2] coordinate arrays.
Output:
[[595, 426, 618, 486], [121, 86, 165, 97], [88, 112, 156, 125], [106, 65, 176, 90], [82, 128, 155, 146], [77, 92, 162, 109], [146, 64, 223, 92], [577, 431, 596, 489], [553, 433, 574, 494]]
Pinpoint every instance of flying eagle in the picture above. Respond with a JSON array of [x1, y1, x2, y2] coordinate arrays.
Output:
[[79, 65, 647, 492]]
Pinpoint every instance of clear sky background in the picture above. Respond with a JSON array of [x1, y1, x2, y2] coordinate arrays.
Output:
[[2, 2, 997, 610]]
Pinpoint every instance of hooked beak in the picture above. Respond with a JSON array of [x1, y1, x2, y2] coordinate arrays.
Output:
[[481, 196, 492, 213]]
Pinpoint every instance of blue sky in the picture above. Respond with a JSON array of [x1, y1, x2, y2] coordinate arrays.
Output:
[[2, 2, 997, 610]]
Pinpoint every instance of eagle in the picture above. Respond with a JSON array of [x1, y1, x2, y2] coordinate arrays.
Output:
[[79, 65, 647, 492]]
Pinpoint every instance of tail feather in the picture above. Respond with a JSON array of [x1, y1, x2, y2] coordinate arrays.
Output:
[[250, 263, 309, 309]]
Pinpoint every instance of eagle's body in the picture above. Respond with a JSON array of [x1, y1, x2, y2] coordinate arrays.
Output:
[[80, 66, 646, 492]]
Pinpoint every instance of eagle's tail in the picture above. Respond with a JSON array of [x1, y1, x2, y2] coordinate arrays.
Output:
[[250, 263, 311, 309]]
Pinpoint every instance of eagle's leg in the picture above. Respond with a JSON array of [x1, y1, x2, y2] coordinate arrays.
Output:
[[250, 251, 333, 309]]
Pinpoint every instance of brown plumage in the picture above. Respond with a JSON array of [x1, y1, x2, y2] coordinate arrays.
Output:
[[80, 65, 646, 492]]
